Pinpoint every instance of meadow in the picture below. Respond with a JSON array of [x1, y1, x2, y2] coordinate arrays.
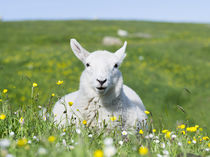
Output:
[[0, 20, 210, 156]]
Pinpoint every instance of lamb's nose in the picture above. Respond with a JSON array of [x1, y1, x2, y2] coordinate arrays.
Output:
[[97, 79, 107, 86]]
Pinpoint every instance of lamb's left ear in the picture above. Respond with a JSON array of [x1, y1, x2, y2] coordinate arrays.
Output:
[[70, 39, 90, 63], [115, 41, 127, 65]]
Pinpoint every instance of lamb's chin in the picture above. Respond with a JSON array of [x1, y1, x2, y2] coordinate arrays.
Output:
[[95, 87, 108, 95]]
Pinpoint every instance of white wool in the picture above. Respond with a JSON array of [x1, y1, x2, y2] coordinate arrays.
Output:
[[53, 39, 147, 130]]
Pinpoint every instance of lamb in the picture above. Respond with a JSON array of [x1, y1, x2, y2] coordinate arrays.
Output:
[[53, 39, 147, 130]]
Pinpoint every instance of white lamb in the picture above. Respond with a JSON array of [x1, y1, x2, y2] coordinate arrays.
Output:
[[53, 39, 147, 130]]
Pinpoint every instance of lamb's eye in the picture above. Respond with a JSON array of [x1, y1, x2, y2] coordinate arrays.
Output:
[[86, 63, 90, 67], [114, 64, 118, 68]]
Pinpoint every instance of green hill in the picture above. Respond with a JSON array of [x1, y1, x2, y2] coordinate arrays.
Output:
[[0, 20, 210, 132]]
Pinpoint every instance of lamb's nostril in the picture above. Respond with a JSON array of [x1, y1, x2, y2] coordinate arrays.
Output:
[[97, 79, 107, 85]]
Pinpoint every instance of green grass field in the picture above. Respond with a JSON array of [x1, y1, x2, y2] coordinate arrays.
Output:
[[0, 20, 210, 156]]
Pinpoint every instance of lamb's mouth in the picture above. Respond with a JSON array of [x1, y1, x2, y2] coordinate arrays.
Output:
[[96, 87, 107, 90]]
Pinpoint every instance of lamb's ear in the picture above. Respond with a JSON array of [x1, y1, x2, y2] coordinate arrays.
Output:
[[70, 39, 90, 63], [115, 41, 127, 65]]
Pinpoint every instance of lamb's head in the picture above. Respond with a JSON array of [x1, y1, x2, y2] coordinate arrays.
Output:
[[70, 39, 127, 96]]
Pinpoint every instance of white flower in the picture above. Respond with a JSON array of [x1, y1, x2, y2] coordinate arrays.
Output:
[[0, 139, 10, 148], [154, 139, 160, 144], [60, 132, 66, 136], [118, 140, 123, 146], [161, 143, 165, 148], [69, 145, 75, 150], [9, 132, 15, 137], [192, 140, 196, 144], [28, 140, 31, 144], [6, 154, 15, 157], [88, 134, 93, 138], [104, 138, 113, 146], [33, 136, 39, 141], [171, 134, 176, 139], [104, 145, 116, 157], [19, 117, 24, 125], [149, 133, 154, 138], [62, 139, 66, 146], [155, 136, 159, 139], [145, 135, 149, 139], [76, 129, 81, 134], [157, 154, 163, 157], [71, 139, 74, 143], [178, 142, 182, 146], [121, 131, 127, 136], [38, 105, 42, 109], [38, 147, 47, 155], [163, 150, 169, 155], [205, 148, 209, 152], [139, 56, 144, 61]]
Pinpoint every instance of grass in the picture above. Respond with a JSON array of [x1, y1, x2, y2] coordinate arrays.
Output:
[[0, 20, 210, 156]]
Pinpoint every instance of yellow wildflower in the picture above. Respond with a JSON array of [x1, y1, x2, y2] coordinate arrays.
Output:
[[208, 143, 210, 148], [3, 89, 8, 94], [0, 99, 2, 102], [51, 93, 55, 97], [178, 124, 185, 129], [17, 138, 28, 147], [68, 102, 73, 106], [94, 150, 103, 157], [162, 130, 168, 134], [56, 80, 64, 85], [202, 136, 209, 141], [110, 116, 117, 121], [166, 131, 171, 139], [82, 120, 87, 125], [144, 111, 150, 115], [63, 129, 66, 132], [186, 127, 197, 132], [152, 129, 156, 133], [139, 146, 148, 155], [32, 83, 38, 87], [139, 129, 144, 135], [48, 136, 56, 143], [195, 125, 199, 128], [181, 131, 186, 135], [188, 141, 191, 144], [0, 114, 6, 120]]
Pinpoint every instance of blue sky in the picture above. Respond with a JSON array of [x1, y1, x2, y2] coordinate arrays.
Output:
[[0, 0, 210, 23]]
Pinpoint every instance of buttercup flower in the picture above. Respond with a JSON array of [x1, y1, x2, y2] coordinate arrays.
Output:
[[3, 89, 8, 94], [203, 136, 209, 141], [162, 130, 168, 134], [32, 83, 38, 87], [139, 129, 144, 135], [82, 120, 87, 125], [188, 141, 191, 144], [110, 116, 117, 121], [144, 110, 150, 115], [165, 131, 171, 139], [56, 80, 64, 85], [139, 146, 148, 155], [0, 114, 6, 120], [17, 138, 28, 147], [181, 131, 186, 135], [48, 136, 56, 143], [152, 129, 156, 133], [68, 102, 73, 106], [51, 93, 55, 97], [178, 124, 185, 129], [94, 150, 103, 157]]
